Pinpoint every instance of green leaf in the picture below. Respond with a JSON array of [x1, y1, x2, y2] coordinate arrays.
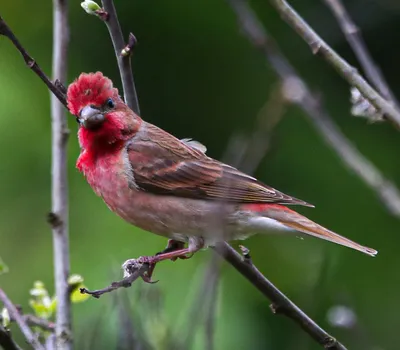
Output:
[[48, 297, 57, 315], [29, 281, 54, 319], [70, 285, 90, 303], [68, 274, 89, 303], [0, 256, 9, 275]]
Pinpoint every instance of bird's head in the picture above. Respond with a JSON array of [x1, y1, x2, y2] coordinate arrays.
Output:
[[67, 72, 140, 151]]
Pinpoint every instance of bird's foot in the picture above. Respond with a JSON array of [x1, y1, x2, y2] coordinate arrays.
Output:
[[122, 237, 204, 284]]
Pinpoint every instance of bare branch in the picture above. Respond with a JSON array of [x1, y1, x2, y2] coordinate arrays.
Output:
[[0, 313, 55, 333], [212, 243, 346, 350], [80, 263, 150, 298], [0, 289, 45, 350], [50, 0, 71, 349], [121, 33, 137, 57], [0, 326, 23, 350], [0, 16, 67, 108], [100, 0, 140, 113], [228, 0, 400, 217], [269, 0, 400, 128], [24, 315, 56, 332], [323, 0, 399, 108]]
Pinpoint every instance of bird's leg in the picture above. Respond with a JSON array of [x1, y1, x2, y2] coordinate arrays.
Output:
[[156, 239, 186, 261], [143, 237, 204, 265], [123, 237, 204, 283], [156, 239, 195, 261]]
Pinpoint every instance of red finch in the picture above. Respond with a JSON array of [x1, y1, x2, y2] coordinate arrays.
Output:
[[67, 72, 377, 277]]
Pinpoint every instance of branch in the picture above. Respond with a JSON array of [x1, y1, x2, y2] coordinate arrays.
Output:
[[212, 243, 346, 350], [0, 313, 55, 333], [269, 0, 400, 129], [80, 262, 150, 298], [100, 0, 140, 113], [0, 16, 67, 108], [0, 289, 45, 350], [24, 315, 56, 332], [228, 0, 400, 217], [323, 0, 399, 108], [0, 326, 23, 350], [50, 0, 71, 349]]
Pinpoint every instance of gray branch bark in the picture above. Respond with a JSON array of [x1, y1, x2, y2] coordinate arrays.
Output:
[[228, 0, 400, 218], [101, 0, 140, 114], [50, 0, 72, 349], [270, 0, 400, 128], [323, 0, 399, 108], [0, 289, 44, 350]]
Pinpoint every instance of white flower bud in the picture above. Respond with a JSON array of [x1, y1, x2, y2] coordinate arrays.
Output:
[[81, 0, 101, 15], [1, 308, 10, 328]]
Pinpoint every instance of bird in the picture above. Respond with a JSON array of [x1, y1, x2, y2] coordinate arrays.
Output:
[[67, 72, 377, 279]]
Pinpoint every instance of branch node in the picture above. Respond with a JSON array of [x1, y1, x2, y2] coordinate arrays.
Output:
[[47, 212, 63, 228], [27, 59, 35, 68], [323, 336, 339, 349], [310, 41, 321, 54], [269, 303, 283, 314], [121, 33, 137, 57], [61, 128, 70, 145], [95, 9, 109, 21], [238, 245, 252, 263], [54, 79, 67, 95]]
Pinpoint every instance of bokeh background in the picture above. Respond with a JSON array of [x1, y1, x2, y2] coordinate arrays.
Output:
[[1, 0, 400, 349]]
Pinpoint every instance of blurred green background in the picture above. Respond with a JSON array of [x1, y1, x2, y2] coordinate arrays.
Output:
[[1, 0, 400, 349]]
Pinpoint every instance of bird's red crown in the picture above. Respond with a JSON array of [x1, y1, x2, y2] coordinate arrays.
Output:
[[67, 72, 119, 115]]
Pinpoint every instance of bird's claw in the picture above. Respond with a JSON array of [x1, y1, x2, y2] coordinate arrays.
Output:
[[141, 273, 159, 284]]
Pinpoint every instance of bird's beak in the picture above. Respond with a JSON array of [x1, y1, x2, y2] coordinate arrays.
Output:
[[79, 105, 105, 130]]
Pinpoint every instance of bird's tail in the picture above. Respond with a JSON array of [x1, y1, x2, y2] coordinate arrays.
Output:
[[257, 206, 377, 257]]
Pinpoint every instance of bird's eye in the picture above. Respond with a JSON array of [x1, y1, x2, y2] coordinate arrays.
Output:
[[76, 117, 81, 125], [106, 98, 115, 109]]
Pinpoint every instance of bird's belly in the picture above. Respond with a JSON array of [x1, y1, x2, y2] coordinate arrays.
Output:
[[85, 163, 258, 243], [92, 177, 248, 242], [107, 189, 236, 238]]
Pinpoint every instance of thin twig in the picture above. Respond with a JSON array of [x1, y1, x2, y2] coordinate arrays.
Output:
[[0, 313, 55, 332], [0, 289, 45, 350], [323, 0, 399, 108], [101, 0, 140, 113], [212, 243, 346, 350], [80, 263, 150, 299], [269, 0, 400, 129], [0, 16, 67, 107], [25, 315, 56, 332], [50, 0, 71, 349], [0, 326, 23, 350], [228, 0, 400, 217]]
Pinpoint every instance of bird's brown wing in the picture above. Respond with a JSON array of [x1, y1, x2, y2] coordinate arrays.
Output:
[[127, 123, 312, 206]]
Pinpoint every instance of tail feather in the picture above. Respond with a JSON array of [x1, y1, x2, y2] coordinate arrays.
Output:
[[266, 208, 378, 257]]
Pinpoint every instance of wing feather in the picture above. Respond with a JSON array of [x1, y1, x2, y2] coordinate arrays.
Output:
[[128, 124, 313, 207]]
